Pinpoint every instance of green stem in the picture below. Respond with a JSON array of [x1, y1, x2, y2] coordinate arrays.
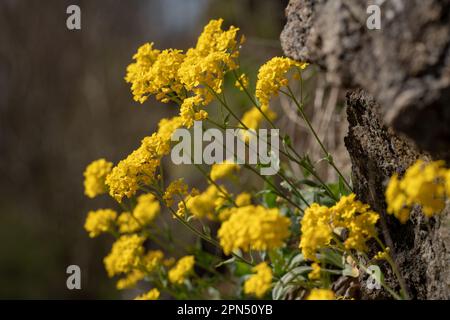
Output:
[[232, 69, 276, 129], [374, 236, 411, 300], [285, 86, 352, 191]]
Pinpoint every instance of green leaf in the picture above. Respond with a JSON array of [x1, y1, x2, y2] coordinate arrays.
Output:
[[272, 266, 311, 300], [264, 191, 277, 208], [234, 261, 253, 277], [215, 257, 235, 268], [268, 249, 284, 276], [316, 249, 344, 268], [288, 253, 306, 269]]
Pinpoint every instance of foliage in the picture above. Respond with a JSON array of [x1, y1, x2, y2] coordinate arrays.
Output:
[[83, 19, 450, 300]]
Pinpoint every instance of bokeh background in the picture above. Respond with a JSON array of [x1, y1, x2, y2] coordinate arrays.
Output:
[[0, 0, 292, 299]]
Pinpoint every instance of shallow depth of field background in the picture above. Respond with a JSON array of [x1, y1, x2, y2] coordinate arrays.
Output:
[[0, 0, 350, 298], [0, 0, 289, 299]]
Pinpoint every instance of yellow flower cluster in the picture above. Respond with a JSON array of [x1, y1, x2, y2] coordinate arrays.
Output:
[[164, 178, 189, 207], [168, 255, 195, 285], [126, 18, 240, 113], [153, 116, 184, 156], [143, 250, 165, 272], [134, 193, 160, 224], [255, 57, 308, 109], [125, 43, 185, 104], [105, 142, 160, 203], [116, 194, 160, 233], [308, 262, 321, 280], [210, 160, 240, 181], [116, 269, 144, 290], [374, 247, 390, 261], [240, 105, 276, 132], [84, 209, 117, 238], [105, 116, 183, 203], [104, 21, 310, 206], [104, 234, 146, 277], [83, 159, 113, 198], [386, 160, 449, 223], [243, 262, 273, 298], [180, 96, 208, 128], [332, 194, 379, 251], [134, 288, 160, 300], [218, 192, 252, 221], [117, 211, 140, 233], [299, 204, 332, 261], [125, 43, 161, 103], [235, 73, 249, 91], [306, 289, 335, 300], [181, 184, 228, 220], [117, 20, 242, 197], [300, 194, 379, 261], [218, 205, 291, 254], [178, 19, 241, 104], [235, 192, 252, 207], [116, 250, 163, 290]]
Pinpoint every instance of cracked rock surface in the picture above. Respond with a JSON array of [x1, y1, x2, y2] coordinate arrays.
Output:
[[281, 0, 450, 160], [281, 0, 450, 299]]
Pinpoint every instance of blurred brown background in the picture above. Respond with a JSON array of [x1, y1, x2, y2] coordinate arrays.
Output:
[[0, 0, 289, 299]]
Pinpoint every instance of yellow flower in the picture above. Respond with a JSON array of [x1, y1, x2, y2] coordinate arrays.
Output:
[[244, 262, 272, 298], [114, 250, 163, 290], [105, 115, 184, 203], [178, 19, 240, 103], [84, 209, 117, 238], [104, 235, 146, 277], [154, 116, 184, 156], [116, 195, 159, 234], [385, 174, 411, 223], [83, 159, 113, 198], [235, 192, 252, 207], [185, 184, 228, 219], [402, 160, 447, 217], [255, 57, 307, 109], [116, 269, 144, 290], [180, 96, 208, 128], [306, 289, 335, 300], [374, 247, 390, 260], [106, 140, 160, 203], [168, 255, 195, 285], [143, 250, 164, 272], [300, 194, 379, 260], [308, 263, 321, 280], [210, 160, 240, 181], [164, 179, 189, 207], [218, 205, 291, 254], [134, 288, 160, 300], [126, 19, 242, 105], [385, 160, 448, 222], [125, 43, 186, 104], [163, 257, 176, 268], [125, 42, 161, 103], [218, 192, 252, 221], [240, 105, 276, 132], [117, 211, 141, 234], [331, 194, 379, 252], [299, 204, 333, 261], [235, 73, 249, 91], [133, 193, 160, 225]]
